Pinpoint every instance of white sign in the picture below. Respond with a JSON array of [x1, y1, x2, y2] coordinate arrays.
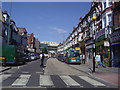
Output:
[[104, 41, 110, 46]]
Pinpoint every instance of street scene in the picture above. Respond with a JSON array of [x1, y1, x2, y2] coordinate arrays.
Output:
[[0, 0, 120, 90]]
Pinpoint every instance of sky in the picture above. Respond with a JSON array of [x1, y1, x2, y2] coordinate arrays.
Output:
[[2, 2, 91, 43]]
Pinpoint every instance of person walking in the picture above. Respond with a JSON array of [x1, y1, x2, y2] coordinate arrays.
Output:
[[81, 54, 85, 64], [95, 52, 101, 68], [100, 52, 106, 68], [40, 53, 45, 67]]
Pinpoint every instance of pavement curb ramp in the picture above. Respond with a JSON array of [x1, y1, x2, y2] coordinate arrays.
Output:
[[0, 67, 11, 72]]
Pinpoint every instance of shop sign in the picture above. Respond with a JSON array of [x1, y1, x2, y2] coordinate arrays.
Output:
[[110, 30, 120, 43], [95, 28, 105, 41], [85, 39, 94, 45], [75, 48, 80, 50], [104, 41, 110, 46], [86, 45, 93, 49]]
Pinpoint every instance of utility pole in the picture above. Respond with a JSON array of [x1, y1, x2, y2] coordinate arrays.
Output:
[[92, 16, 97, 72]]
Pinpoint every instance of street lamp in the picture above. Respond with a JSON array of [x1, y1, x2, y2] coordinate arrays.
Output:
[[92, 15, 96, 72]]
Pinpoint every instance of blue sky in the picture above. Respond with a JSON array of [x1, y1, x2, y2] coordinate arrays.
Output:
[[2, 2, 91, 43]]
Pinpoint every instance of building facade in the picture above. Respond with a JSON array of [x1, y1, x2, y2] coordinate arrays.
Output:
[[41, 41, 59, 57], [57, 1, 120, 67], [110, 1, 120, 67], [34, 38, 40, 54], [27, 33, 35, 53]]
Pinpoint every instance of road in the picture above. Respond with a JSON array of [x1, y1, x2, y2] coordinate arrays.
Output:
[[0, 58, 118, 89]]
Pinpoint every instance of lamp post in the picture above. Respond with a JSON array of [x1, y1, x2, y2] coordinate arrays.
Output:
[[92, 16, 96, 72]]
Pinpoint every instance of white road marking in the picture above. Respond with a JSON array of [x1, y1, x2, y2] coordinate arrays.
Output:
[[17, 66, 20, 69], [36, 72, 43, 74], [0, 74, 11, 82], [12, 75, 31, 86], [79, 76, 106, 87], [22, 71, 29, 74], [60, 76, 81, 87], [40, 75, 54, 86]]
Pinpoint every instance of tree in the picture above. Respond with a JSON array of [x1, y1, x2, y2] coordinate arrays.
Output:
[[41, 47, 48, 54]]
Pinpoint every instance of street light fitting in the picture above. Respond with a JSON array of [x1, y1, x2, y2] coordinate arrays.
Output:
[[92, 16, 97, 20]]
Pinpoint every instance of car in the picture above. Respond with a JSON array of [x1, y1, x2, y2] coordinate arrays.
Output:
[[30, 55, 36, 60], [57, 54, 65, 62], [35, 54, 40, 59], [23, 54, 32, 62]]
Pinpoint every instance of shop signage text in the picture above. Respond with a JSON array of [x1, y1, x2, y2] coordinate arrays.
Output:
[[110, 30, 120, 43]]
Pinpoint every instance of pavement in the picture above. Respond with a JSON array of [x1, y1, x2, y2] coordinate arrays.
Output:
[[69, 62, 120, 88], [0, 66, 11, 72]]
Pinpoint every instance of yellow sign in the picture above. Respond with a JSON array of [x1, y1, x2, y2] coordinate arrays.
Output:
[[0, 57, 5, 59], [75, 48, 80, 50], [71, 58, 76, 60]]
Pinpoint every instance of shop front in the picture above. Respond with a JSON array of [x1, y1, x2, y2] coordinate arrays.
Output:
[[110, 29, 120, 67], [95, 28, 111, 67], [85, 39, 94, 62]]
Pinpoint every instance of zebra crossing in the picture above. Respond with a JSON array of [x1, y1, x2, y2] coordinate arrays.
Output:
[[1, 74, 108, 88]]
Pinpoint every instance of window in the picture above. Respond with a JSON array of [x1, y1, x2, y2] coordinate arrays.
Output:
[[103, 2, 106, 10], [108, 14, 112, 26], [103, 17, 106, 28], [108, 0, 112, 6]]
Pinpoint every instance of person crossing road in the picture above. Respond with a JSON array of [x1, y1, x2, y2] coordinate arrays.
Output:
[[40, 53, 45, 67]]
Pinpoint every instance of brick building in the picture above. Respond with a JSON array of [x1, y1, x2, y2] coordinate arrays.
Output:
[[27, 33, 35, 53]]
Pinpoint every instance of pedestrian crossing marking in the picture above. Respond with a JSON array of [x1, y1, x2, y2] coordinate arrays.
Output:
[[12, 75, 31, 86], [78, 76, 106, 87], [60, 76, 81, 87], [40, 75, 54, 87], [1, 74, 108, 87], [0, 74, 11, 82]]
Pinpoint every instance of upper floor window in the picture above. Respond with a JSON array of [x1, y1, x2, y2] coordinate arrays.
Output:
[[108, 14, 112, 26], [108, 0, 112, 6], [103, 2, 106, 10], [103, 16, 106, 28]]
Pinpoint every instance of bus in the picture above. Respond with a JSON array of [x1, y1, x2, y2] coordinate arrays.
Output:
[[0, 45, 26, 66], [65, 50, 81, 64]]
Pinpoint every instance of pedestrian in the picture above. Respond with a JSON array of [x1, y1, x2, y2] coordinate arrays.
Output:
[[82, 54, 85, 64], [40, 53, 45, 67], [95, 52, 101, 68], [100, 52, 106, 68]]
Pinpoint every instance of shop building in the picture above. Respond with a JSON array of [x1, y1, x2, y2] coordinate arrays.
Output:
[[110, 1, 120, 67]]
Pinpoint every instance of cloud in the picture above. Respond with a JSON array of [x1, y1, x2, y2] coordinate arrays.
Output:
[[49, 27, 67, 34]]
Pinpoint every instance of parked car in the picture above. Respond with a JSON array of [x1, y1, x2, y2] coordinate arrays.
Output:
[[57, 54, 65, 62], [30, 55, 36, 60], [23, 54, 32, 62], [35, 54, 40, 59]]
